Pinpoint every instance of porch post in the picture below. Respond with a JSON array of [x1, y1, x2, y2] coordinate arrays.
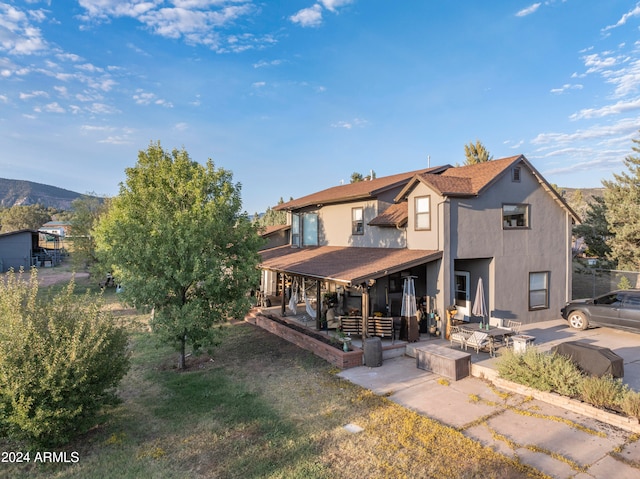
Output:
[[280, 274, 286, 316], [362, 285, 370, 338], [316, 280, 322, 330]]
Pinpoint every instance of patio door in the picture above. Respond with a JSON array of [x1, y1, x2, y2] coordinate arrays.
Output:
[[454, 271, 471, 321]]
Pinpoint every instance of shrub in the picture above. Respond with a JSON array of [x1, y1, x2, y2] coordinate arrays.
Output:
[[0, 268, 130, 447], [579, 375, 628, 410], [497, 348, 583, 396], [620, 390, 640, 420]]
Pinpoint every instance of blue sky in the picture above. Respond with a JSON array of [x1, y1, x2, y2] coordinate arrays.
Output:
[[1, 1, 640, 215]]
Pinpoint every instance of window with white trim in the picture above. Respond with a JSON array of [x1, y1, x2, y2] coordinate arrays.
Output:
[[352, 207, 364, 235], [529, 271, 549, 310], [414, 196, 431, 230]]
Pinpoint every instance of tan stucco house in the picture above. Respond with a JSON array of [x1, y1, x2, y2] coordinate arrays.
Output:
[[259, 155, 579, 327]]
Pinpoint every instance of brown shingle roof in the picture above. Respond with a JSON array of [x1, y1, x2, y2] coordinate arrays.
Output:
[[260, 224, 290, 237], [259, 245, 441, 285], [368, 202, 408, 227], [275, 167, 444, 211], [437, 155, 521, 194]]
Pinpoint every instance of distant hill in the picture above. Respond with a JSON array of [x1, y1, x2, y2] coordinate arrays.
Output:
[[0, 178, 92, 210]]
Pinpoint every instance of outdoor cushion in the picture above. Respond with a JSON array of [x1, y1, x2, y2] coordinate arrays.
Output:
[[465, 331, 490, 353]]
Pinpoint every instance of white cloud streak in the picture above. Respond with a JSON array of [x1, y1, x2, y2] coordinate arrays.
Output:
[[515, 3, 541, 17], [602, 3, 640, 32]]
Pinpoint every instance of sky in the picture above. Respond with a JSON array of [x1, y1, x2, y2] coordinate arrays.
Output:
[[1, 1, 640, 215]]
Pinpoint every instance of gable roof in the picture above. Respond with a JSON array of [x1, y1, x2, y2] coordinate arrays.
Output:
[[274, 166, 446, 211], [394, 155, 580, 223], [397, 155, 520, 199]]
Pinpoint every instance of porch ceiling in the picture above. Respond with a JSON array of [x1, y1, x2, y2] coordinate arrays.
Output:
[[259, 245, 442, 285]]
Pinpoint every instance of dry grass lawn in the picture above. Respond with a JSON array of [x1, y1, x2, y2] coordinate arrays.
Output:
[[1, 271, 549, 478]]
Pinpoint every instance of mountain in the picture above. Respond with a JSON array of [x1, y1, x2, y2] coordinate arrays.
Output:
[[0, 178, 90, 210]]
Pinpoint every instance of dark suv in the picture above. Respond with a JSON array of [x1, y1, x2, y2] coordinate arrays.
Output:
[[561, 289, 640, 331]]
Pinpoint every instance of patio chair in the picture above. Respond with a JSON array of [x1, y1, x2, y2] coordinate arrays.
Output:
[[465, 331, 493, 356], [449, 325, 471, 349], [503, 321, 522, 347]]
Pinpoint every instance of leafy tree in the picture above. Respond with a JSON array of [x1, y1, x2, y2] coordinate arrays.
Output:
[[573, 196, 612, 261], [69, 193, 109, 272], [603, 133, 640, 271], [0, 269, 129, 447], [0, 204, 51, 232], [464, 140, 493, 165], [94, 142, 263, 369]]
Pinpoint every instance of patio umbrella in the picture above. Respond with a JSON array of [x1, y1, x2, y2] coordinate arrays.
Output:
[[472, 277, 488, 325]]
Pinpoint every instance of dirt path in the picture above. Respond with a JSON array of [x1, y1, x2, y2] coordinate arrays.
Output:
[[28, 268, 90, 287]]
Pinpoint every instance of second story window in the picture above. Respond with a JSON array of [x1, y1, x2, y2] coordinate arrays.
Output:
[[503, 204, 529, 228], [291, 212, 319, 247], [352, 207, 364, 235], [303, 213, 318, 246], [415, 196, 431, 230], [291, 214, 300, 247]]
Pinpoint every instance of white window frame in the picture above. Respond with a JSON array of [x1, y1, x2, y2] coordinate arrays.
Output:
[[352, 207, 364, 235], [414, 195, 431, 230], [529, 271, 549, 310]]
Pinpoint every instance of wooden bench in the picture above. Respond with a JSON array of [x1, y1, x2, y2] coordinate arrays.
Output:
[[415, 344, 471, 381], [368, 317, 395, 342], [339, 316, 363, 337], [339, 316, 397, 341]]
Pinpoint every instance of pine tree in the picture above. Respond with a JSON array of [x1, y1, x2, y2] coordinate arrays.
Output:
[[603, 133, 640, 271], [464, 140, 493, 165]]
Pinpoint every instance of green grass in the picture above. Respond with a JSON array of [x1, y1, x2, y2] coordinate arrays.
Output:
[[1, 286, 549, 479]]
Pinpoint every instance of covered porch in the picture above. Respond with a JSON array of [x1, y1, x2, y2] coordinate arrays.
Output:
[[258, 245, 445, 342]]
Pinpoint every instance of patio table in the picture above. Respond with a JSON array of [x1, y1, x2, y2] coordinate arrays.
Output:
[[460, 323, 515, 352]]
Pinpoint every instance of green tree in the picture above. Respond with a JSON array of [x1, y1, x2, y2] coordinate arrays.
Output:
[[350, 171, 376, 183], [350, 172, 364, 183], [69, 193, 109, 272], [255, 197, 287, 227], [573, 196, 612, 261], [0, 204, 51, 232], [603, 133, 640, 271], [94, 142, 263, 369], [0, 269, 129, 447], [464, 140, 493, 165]]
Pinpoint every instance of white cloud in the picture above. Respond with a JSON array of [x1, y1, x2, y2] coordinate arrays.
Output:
[[174, 122, 188, 131], [77, 0, 270, 52], [0, 3, 49, 54], [290, 5, 323, 28], [570, 97, 640, 120], [87, 102, 120, 114], [602, 3, 640, 32], [290, 0, 353, 27], [320, 0, 353, 12], [330, 118, 368, 129], [253, 59, 283, 68], [132, 89, 173, 107], [550, 83, 583, 94], [531, 117, 640, 146], [19, 90, 48, 100], [43, 102, 65, 113], [515, 3, 541, 17]]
